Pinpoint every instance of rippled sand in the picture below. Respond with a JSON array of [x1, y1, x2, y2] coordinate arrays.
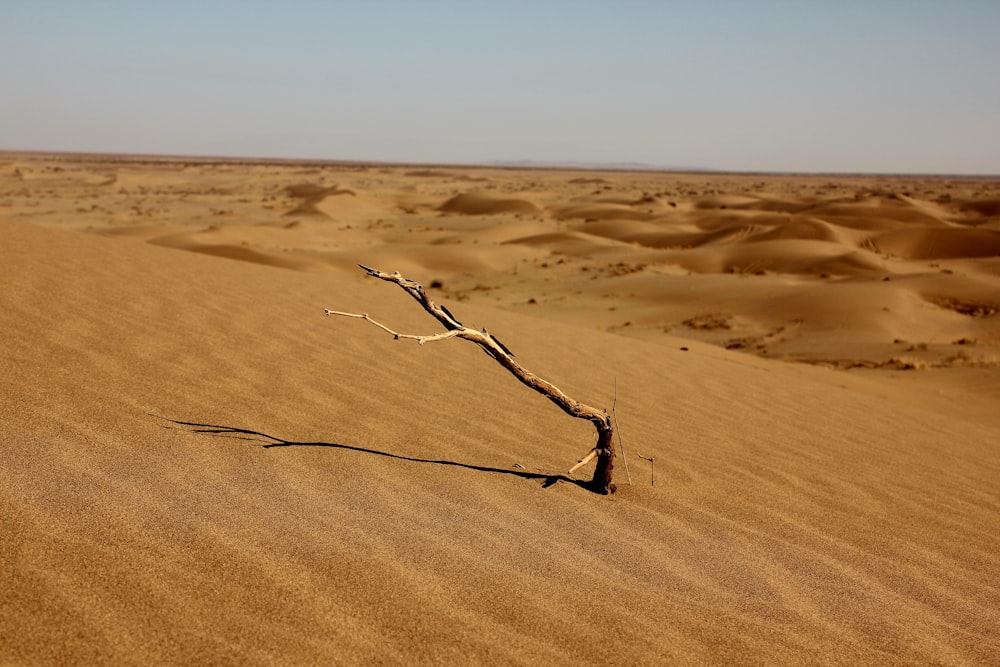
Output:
[[3, 153, 999, 664]]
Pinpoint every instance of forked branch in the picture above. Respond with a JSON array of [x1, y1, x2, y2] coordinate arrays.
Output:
[[325, 265, 616, 493]]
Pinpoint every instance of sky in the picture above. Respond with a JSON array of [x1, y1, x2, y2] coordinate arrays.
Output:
[[2, 1, 999, 174]]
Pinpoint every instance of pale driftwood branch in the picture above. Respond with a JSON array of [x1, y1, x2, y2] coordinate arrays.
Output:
[[326, 264, 617, 493], [568, 448, 600, 474], [323, 310, 463, 345]]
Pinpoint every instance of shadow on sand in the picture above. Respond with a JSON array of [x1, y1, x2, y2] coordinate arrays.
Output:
[[156, 416, 587, 491]]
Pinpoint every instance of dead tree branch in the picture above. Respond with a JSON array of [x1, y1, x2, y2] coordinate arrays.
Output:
[[325, 264, 616, 494]]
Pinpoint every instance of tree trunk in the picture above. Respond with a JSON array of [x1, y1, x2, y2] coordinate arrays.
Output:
[[592, 420, 616, 494]]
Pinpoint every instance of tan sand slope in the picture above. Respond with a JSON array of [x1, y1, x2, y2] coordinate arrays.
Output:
[[2, 154, 1000, 664]]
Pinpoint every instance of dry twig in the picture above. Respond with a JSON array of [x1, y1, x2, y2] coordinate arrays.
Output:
[[637, 453, 655, 486], [326, 265, 617, 493], [612, 378, 632, 485]]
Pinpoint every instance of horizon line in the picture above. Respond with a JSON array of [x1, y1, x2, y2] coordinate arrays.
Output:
[[3, 147, 998, 180]]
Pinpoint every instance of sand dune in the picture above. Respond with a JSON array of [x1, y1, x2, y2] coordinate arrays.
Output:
[[747, 218, 847, 244], [553, 203, 654, 221], [2, 153, 1000, 664], [282, 182, 391, 223], [439, 192, 541, 216], [150, 235, 322, 271], [872, 227, 1000, 259], [955, 197, 1000, 218]]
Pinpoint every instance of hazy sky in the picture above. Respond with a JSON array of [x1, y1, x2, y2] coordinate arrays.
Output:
[[3, 1, 999, 173]]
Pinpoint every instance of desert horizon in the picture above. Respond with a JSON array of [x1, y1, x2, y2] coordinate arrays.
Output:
[[7, 148, 1000, 178], [2, 150, 999, 663]]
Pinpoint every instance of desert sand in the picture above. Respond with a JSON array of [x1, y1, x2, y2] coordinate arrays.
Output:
[[2, 152, 999, 664]]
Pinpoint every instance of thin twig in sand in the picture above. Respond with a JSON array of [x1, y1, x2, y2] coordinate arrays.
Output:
[[637, 453, 655, 486], [613, 377, 632, 485]]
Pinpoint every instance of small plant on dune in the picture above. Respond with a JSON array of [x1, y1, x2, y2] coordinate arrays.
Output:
[[326, 265, 618, 494]]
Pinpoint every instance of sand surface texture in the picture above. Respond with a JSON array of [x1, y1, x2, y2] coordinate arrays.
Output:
[[2, 154, 999, 664]]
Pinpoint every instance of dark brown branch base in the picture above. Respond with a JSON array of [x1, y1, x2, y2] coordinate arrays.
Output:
[[326, 265, 617, 494]]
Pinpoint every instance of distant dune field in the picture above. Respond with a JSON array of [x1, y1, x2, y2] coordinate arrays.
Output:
[[2, 153, 999, 664]]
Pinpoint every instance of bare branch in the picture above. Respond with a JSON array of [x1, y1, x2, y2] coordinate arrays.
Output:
[[568, 448, 600, 474], [327, 265, 618, 493], [324, 310, 463, 345], [637, 453, 655, 486]]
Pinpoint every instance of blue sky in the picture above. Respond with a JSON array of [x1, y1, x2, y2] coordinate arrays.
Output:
[[2, 1, 999, 173]]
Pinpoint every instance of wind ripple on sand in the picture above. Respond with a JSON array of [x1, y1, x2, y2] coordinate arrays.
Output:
[[3, 156, 1000, 663]]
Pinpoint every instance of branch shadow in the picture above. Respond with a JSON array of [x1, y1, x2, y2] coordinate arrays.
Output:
[[156, 416, 588, 491]]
